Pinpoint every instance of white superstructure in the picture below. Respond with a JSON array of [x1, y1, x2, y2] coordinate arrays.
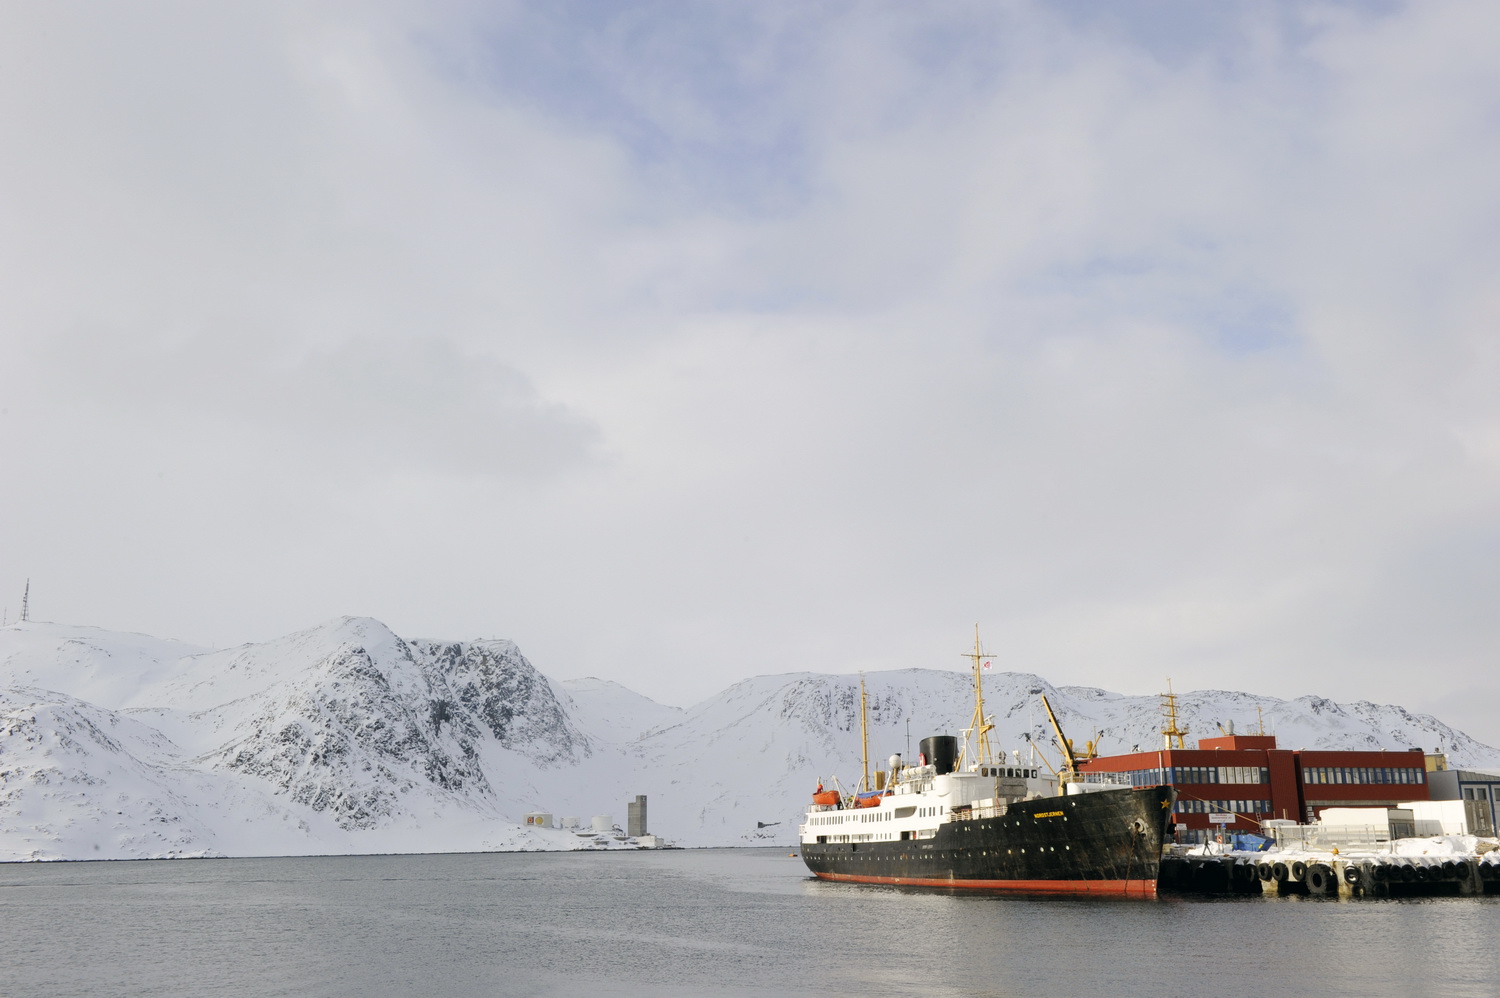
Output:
[[800, 754, 1051, 846]]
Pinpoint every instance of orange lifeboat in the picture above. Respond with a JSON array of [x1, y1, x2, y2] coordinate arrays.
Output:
[[853, 794, 882, 809], [811, 790, 840, 807]]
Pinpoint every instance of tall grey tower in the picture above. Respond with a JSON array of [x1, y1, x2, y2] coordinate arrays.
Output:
[[627, 795, 648, 837]]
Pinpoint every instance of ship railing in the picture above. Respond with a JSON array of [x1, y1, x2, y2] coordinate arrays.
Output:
[[1064, 771, 1135, 786]]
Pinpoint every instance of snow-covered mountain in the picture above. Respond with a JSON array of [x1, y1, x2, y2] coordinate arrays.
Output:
[[559, 676, 684, 745], [0, 618, 590, 859], [3, 617, 1498, 860]]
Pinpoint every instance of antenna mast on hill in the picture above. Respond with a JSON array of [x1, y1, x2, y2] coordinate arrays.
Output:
[[20, 579, 29, 623], [957, 624, 996, 769]]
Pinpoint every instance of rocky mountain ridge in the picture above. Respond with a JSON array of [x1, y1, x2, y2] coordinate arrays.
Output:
[[3, 617, 1497, 859]]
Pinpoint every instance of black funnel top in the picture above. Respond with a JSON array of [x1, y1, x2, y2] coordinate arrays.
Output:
[[920, 735, 958, 775]]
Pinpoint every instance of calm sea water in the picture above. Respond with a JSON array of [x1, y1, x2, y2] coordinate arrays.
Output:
[[1, 848, 1496, 998]]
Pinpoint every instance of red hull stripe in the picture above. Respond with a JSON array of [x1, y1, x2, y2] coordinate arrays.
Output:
[[813, 871, 1158, 897]]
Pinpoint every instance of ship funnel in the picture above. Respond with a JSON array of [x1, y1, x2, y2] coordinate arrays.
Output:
[[919, 735, 958, 776]]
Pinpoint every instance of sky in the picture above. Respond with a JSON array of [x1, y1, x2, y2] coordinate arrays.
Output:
[[3, 0, 1498, 748]]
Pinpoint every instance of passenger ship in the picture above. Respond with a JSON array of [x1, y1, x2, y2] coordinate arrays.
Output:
[[798, 632, 1177, 896]]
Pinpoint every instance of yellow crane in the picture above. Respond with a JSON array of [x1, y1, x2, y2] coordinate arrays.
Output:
[[1039, 694, 1079, 791]]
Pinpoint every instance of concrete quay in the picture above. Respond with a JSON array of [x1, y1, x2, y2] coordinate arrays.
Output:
[[1159, 851, 1500, 898]]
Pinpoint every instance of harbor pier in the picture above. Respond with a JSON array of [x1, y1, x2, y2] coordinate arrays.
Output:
[[1160, 852, 1500, 897]]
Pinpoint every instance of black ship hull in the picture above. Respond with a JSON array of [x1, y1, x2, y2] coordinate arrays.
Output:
[[801, 785, 1176, 896]]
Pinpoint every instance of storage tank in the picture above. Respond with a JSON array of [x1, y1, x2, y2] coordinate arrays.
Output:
[[591, 815, 613, 833], [920, 735, 958, 775]]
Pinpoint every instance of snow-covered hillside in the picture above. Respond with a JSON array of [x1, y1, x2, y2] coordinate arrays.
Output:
[[618, 669, 1500, 845], [3, 618, 1498, 859], [559, 676, 684, 744], [0, 619, 593, 859]]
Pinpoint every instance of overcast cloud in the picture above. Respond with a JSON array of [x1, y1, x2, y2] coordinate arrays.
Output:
[[3, 0, 1498, 748]]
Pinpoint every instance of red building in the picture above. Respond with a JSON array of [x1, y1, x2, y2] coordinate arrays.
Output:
[[1079, 733, 1430, 843]]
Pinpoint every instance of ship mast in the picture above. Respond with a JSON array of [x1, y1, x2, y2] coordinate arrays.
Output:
[[1161, 679, 1189, 750], [957, 624, 996, 769], [859, 673, 871, 793]]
